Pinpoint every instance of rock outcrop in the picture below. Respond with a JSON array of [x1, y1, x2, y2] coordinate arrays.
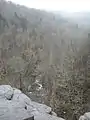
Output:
[[0, 85, 64, 120], [79, 112, 90, 120]]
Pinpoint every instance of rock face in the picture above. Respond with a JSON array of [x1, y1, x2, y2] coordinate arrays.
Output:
[[79, 112, 90, 120], [0, 85, 64, 120]]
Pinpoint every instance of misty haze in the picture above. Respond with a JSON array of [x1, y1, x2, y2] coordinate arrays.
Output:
[[0, 0, 90, 120]]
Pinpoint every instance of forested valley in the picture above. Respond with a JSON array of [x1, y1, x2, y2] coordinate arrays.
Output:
[[0, 0, 90, 119]]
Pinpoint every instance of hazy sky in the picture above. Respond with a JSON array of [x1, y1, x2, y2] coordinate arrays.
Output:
[[7, 0, 90, 12]]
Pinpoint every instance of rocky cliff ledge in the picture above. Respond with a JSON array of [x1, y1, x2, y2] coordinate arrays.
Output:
[[79, 112, 90, 120], [0, 85, 64, 120]]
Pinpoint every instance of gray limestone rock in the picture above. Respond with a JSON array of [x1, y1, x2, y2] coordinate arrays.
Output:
[[0, 85, 14, 100], [79, 112, 90, 120], [0, 85, 64, 120]]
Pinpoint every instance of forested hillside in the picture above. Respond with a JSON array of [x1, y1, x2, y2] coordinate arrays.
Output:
[[0, 0, 90, 120]]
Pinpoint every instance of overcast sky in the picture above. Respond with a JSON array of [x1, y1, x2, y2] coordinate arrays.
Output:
[[7, 0, 90, 12]]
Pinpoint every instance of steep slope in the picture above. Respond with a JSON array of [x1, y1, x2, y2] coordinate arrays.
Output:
[[0, 0, 90, 120]]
